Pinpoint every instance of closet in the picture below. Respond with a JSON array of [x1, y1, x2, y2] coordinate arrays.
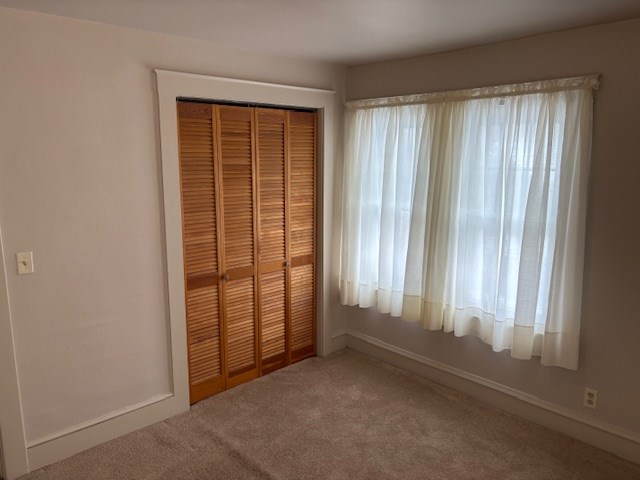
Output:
[[177, 100, 316, 404]]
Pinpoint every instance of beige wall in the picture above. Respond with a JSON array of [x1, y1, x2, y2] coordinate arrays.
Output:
[[0, 6, 345, 443], [345, 18, 640, 434]]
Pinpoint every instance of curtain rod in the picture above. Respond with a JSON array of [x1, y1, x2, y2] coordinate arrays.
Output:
[[346, 74, 600, 110]]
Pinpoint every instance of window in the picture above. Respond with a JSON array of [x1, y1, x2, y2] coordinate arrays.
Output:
[[340, 76, 598, 369]]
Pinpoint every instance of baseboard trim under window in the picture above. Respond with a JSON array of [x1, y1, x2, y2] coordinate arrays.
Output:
[[345, 329, 640, 465]]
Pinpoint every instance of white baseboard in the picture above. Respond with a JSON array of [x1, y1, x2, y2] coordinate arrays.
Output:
[[22, 331, 639, 472], [331, 330, 348, 353], [346, 330, 640, 465], [25, 329, 350, 474], [27, 393, 183, 471]]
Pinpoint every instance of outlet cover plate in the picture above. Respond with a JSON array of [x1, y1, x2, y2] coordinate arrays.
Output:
[[16, 251, 34, 275], [584, 387, 598, 409]]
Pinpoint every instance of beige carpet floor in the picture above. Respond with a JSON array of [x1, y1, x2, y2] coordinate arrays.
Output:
[[22, 349, 640, 480]]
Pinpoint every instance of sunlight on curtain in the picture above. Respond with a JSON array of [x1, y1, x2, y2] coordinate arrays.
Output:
[[340, 76, 598, 369]]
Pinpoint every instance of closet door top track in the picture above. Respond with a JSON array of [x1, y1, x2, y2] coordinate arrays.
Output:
[[178, 97, 316, 113]]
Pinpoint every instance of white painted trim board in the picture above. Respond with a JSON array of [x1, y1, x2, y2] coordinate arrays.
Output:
[[0, 227, 29, 480], [331, 330, 348, 352], [344, 330, 640, 464], [154, 68, 338, 413], [26, 395, 176, 471]]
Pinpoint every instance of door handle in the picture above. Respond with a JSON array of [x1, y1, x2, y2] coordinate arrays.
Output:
[[221, 274, 229, 282]]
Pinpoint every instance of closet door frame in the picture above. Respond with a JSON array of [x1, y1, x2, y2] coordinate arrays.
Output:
[[156, 70, 337, 414]]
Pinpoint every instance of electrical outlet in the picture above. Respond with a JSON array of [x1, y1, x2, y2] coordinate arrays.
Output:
[[584, 388, 598, 409]]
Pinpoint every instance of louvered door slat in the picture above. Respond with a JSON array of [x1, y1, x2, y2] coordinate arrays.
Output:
[[178, 101, 224, 404]]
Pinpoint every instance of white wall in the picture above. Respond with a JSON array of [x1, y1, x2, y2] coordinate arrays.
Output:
[[344, 18, 640, 436], [0, 5, 345, 446]]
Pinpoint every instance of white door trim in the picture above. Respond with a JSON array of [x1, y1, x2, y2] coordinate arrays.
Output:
[[154, 69, 338, 413], [0, 226, 29, 480]]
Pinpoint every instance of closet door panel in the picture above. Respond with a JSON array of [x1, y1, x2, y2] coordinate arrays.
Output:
[[178, 101, 225, 403], [216, 105, 259, 386], [225, 277, 257, 383], [179, 103, 219, 277], [288, 111, 316, 362], [290, 263, 315, 361], [186, 285, 223, 401], [257, 109, 287, 264], [289, 112, 316, 260], [219, 106, 256, 272], [260, 270, 286, 372], [256, 109, 288, 372]]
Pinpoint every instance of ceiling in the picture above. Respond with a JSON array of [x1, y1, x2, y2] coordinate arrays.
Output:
[[2, 0, 640, 65]]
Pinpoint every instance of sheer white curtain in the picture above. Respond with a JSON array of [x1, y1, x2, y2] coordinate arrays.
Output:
[[340, 76, 598, 369]]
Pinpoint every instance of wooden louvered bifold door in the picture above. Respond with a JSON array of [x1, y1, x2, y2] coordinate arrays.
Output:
[[178, 101, 316, 404], [256, 109, 288, 374], [216, 105, 260, 388], [288, 111, 316, 362], [178, 102, 225, 404]]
